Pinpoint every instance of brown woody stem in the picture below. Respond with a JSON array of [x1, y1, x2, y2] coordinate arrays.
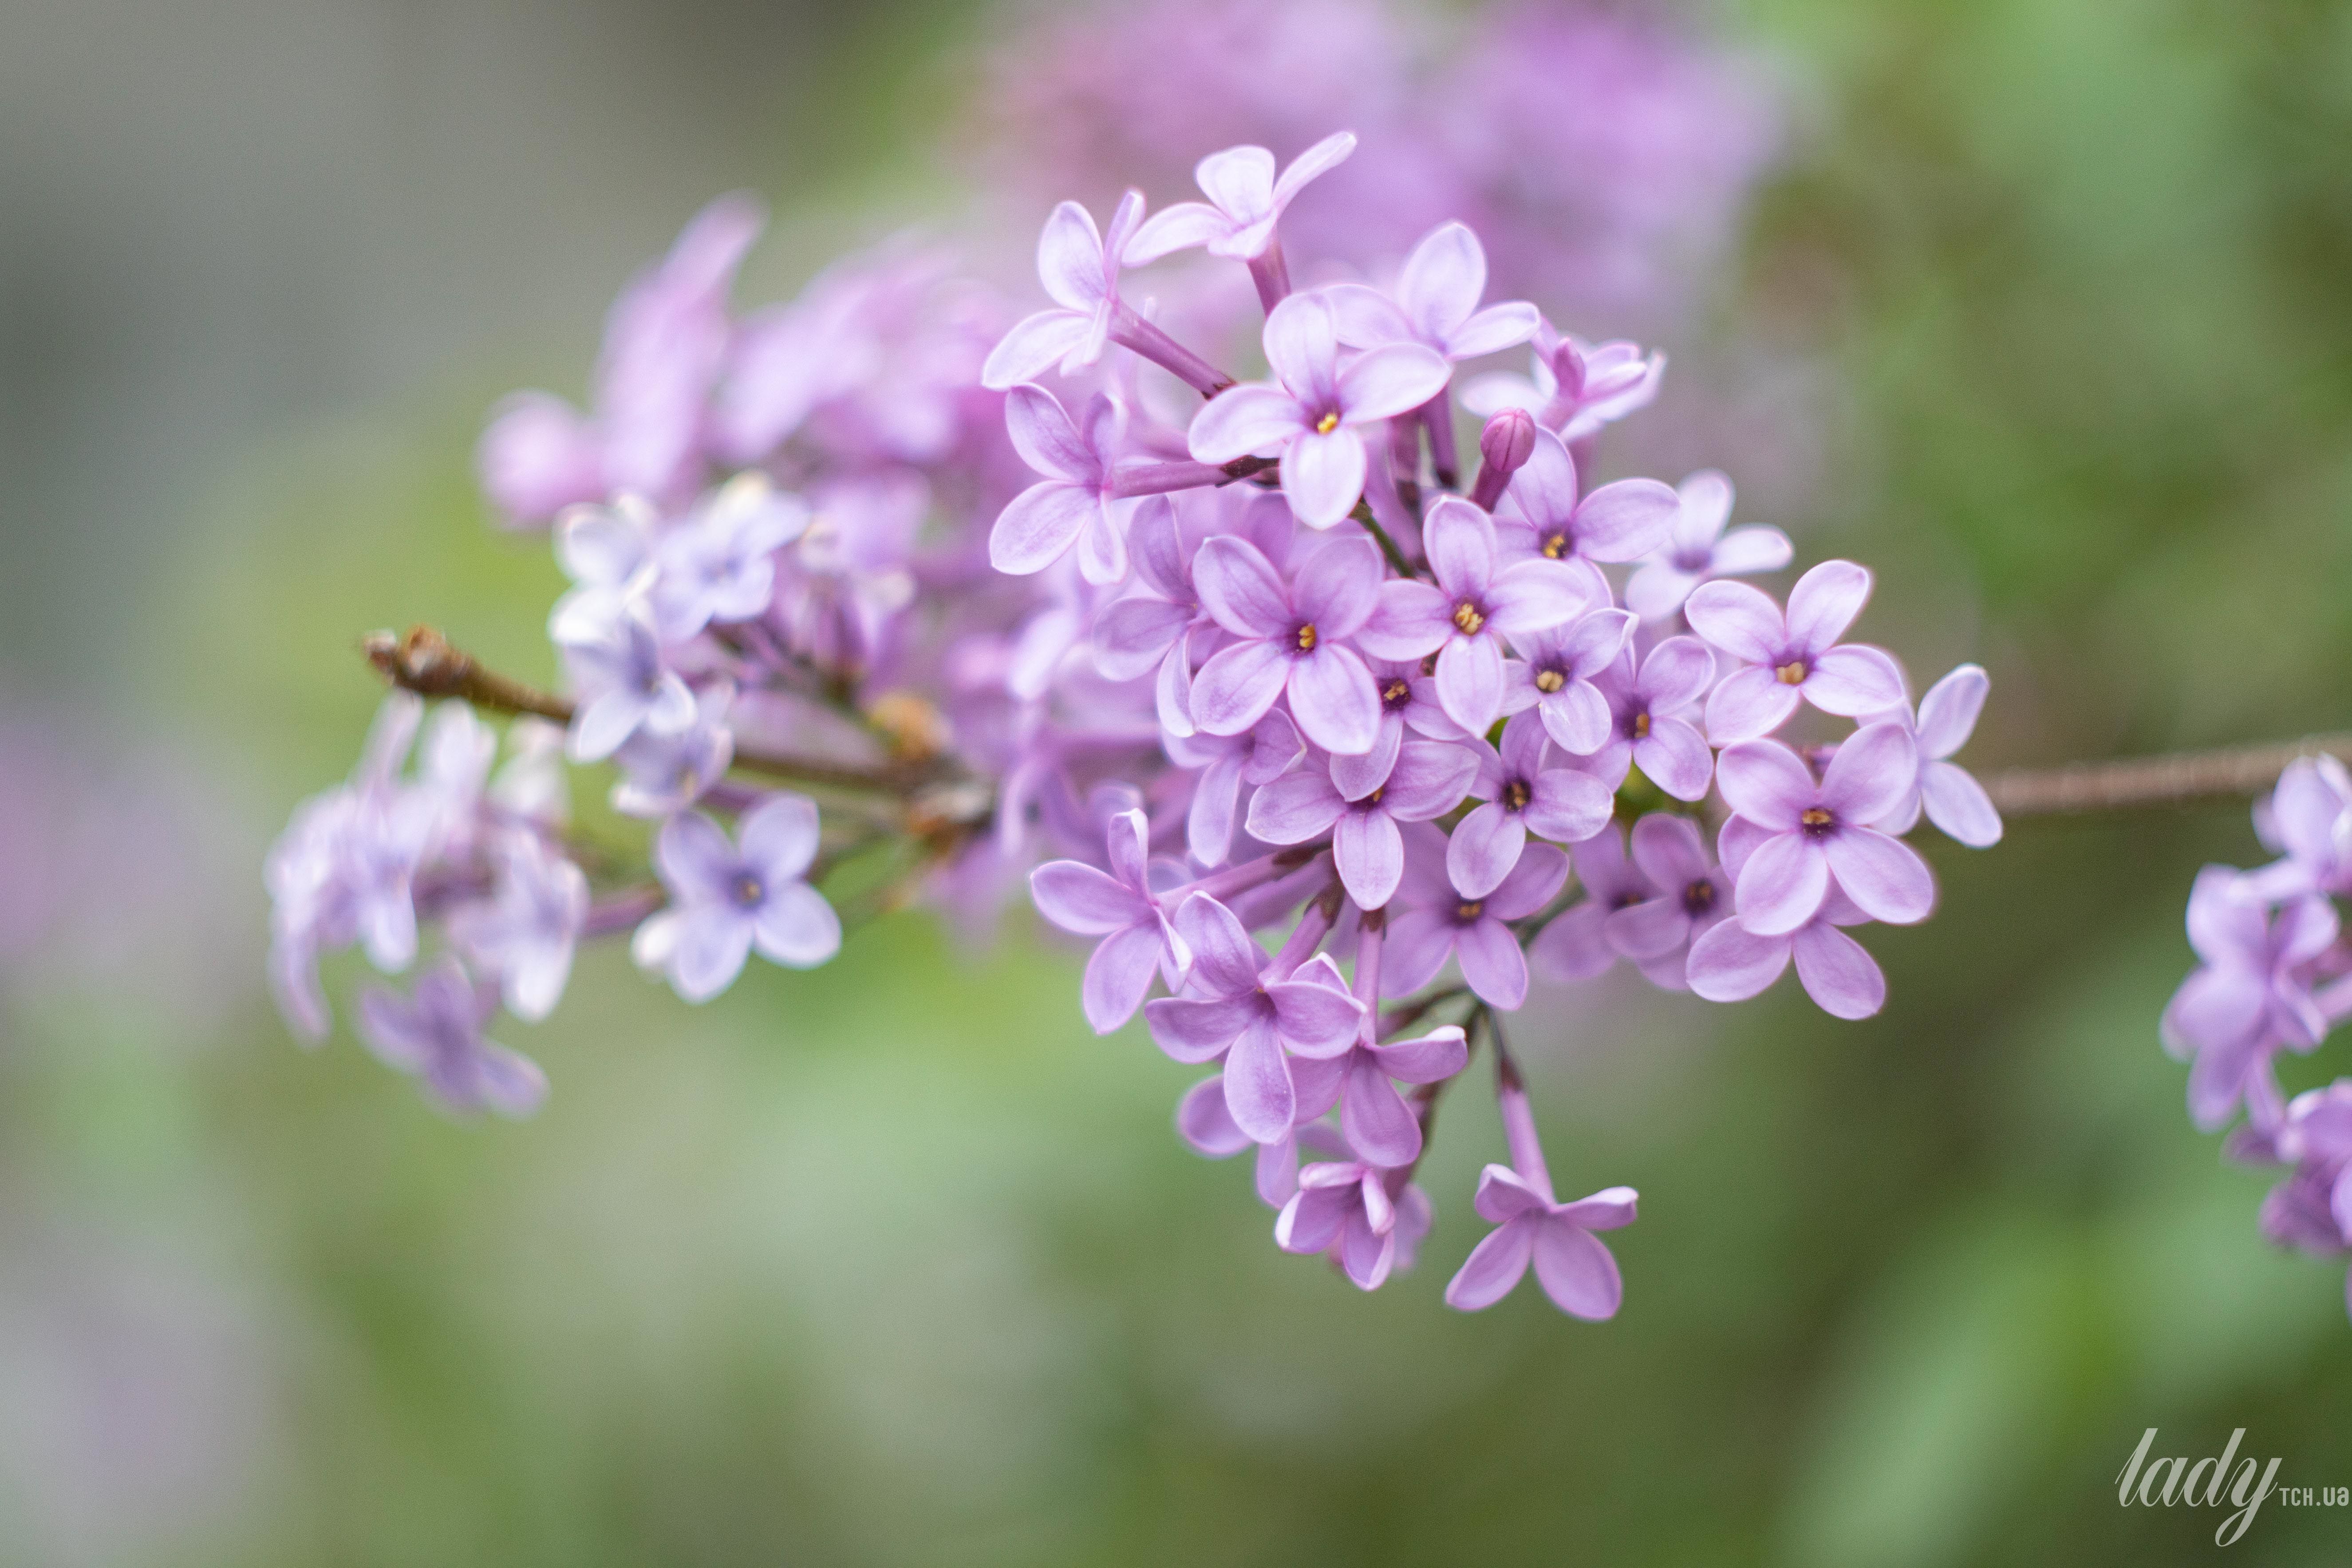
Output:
[[1981, 734, 2352, 816]]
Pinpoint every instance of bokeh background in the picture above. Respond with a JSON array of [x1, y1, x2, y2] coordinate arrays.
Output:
[[4, 0, 2352, 1562]]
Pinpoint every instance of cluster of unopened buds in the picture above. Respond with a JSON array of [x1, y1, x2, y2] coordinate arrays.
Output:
[[271, 130, 2022, 1320], [2167, 757, 2352, 1319]]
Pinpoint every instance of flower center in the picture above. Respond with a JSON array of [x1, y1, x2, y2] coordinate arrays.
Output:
[[732, 872, 766, 908], [1682, 879, 1716, 915], [1504, 779, 1531, 811], [1534, 667, 1566, 694], [1541, 531, 1571, 560], [1774, 660, 1808, 685], [1314, 411, 1341, 435], [1452, 600, 1486, 635], [1454, 899, 1485, 922], [1631, 711, 1651, 739], [1365, 784, 1386, 806], [1800, 807, 1835, 838], [1672, 546, 1712, 572], [1381, 678, 1412, 710], [1295, 622, 1318, 652]]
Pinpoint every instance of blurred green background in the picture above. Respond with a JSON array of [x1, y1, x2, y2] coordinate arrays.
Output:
[[4, 0, 2352, 1562]]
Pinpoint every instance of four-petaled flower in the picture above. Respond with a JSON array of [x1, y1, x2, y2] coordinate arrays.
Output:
[[1714, 724, 1934, 935], [1449, 713, 1614, 898], [1028, 808, 1193, 1034], [983, 192, 1145, 388], [637, 794, 842, 1002], [1359, 496, 1603, 734], [358, 956, 549, 1117], [1871, 663, 2002, 849], [1189, 534, 1386, 754], [1624, 469, 1793, 622], [1495, 427, 1679, 569], [1459, 327, 1664, 442], [2163, 866, 2338, 1131], [1326, 221, 1541, 363], [1446, 1171, 1637, 1318], [1500, 606, 1638, 756], [1384, 827, 1570, 1008], [1275, 1156, 1433, 1292], [991, 383, 1137, 585], [1595, 812, 1736, 990], [1125, 133, 1358, 263], [1575, 636, 1717, 801], [1144, 893, 1364, 1144], [1685, 560, 1906, 745], [1187, 290, 1450, 529], [1246, 740, 1479, 909]]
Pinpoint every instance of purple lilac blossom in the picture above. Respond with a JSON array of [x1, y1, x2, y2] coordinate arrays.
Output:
[[2162, 866, 2337, 1132], [1028, 809, 1190, 1034], [1445, 1072, 1634, 1317], [1871, 664, 2002, 848], [358, 957, 549, 1116], [1623, 469, 1792, 623], [1685, 561, 1906, 745], [1575, 636, 1717, 800], [1245, 741, 1477, 909], [1448, 713, 1614, 899], [637, 794, 841, 1002], [1188, 533, 1385, 754], [1713, 724, 1934, 935]]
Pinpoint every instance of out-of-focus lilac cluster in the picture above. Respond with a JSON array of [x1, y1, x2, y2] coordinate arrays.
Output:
[[2165, 757, 2352, 1320], [977, 0, 1782, 326], [266, 119, 1999, 1316]]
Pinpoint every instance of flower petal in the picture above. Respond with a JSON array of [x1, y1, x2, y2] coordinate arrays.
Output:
[[1823, 829, 1935, 926], [1713, 741, 1816, 830], [1685, 919, 1792, 1003], [1287, 645, 1382, 756], [751, 882, 841, 968], [1786, 559, 1872, 654], [1190, 639, 1292, 737], [1734, 832, 1831, 936], [1921, 760, 2003, 847], [1531, 1222, 1623, 1319], [1082, 922, 1165, 1034], [1223, 1015, 1296, 1143], [1281, 428, 1369, 529], [1684, 580, 1786, 665], [1188, 383, 1306, 464], [1444, 1216, 1537, 1310], [1791, 923, 1886, 1019]]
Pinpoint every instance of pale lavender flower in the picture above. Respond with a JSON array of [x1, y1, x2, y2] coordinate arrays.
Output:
[[1323, 1017, 1467, 1169], [1334, 656, 1469, 799], [1600, 812, 1734, 990], [1460, 328, 1664, 442], [1871, 664, 2002, 848], [607, 683, 735, 820], [1574, 636, 1717, 800], [1176, 1075, 1351, 1207], [2163, 866, 2338, 1131], [2258, 1084, 2352, 1319], [1188, 533, 1385, 754], [449, 830, 588, 1021], [1166, 710, 1303, 868], [1686, 879, 1886, 1019], [358, 957, 549, 1116], [1383, 827, 1569, 1007], [2248, 755, 2352, 901], [1715, 724, 1933, 935], [983, 192, 1145, 388], [1092, 496, 1212, 736], [1445, 1072, 1634, 1317], [1275, 1153, 1433, 1291], [1526, 823, 1656, 983], [651, 472, 810, 639], [1125, 132, 1357, 265], [1623, 469, 1792, 622], [1143, 894, 1362, 1143], [1186, 290, 1449, 529], [1686, 561, 1907, 744], [1499, 606, 1638, 755], [548, 495, 659, 644], [635, 794, 840, 1003], [1493, 427, 1679, 569], [1325, 221, 1540, 363], [1449, 713, 1614, 898], [1028, 808, 1191, 1033], [1358, 496, 1605, 733], [559, 612, 698, 762], [991, 384, 1137, 585], [1245, 741, 1478, 909]]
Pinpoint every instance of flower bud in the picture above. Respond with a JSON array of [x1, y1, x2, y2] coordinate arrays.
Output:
[[1470, 407, 1538, 509]]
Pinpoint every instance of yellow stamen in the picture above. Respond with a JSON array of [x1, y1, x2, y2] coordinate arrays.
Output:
[[1774, 660, 1807, 685], [1314, 411, 1341, 435], [1296, 623, 1318, 652], [1452, 601, 1486, 635]]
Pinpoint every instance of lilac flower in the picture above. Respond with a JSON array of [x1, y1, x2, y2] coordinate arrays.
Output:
[[608, 683, 735, 820], [2163, 867, 2338, 1131], [1715, 724, 1933, 935], [1449, 714, 1614, 898], [1493, 428, 1679, 569], [1685, 561, 1906, 745], [1447, 1173, 1636, 1317], [1325, 221, 1540, 362], [1322, 1025, 1467, 1169], [1275, 1155, 1432, 1291], [2249, 755, 2352, 901], [1499, 606, 1638, 755], [559, 612, 697, 762], [449, 831, 588, 1021], [1176, 1074, 1350, 1207], [1871, 664, 2002, 848], [1125, 132, 1357, 264], [991, 384, 1137, 585], [357, 957, 549, 1117], [1599, 812, 1735, 989], [1446, 1070, 1634, 1317], [1623, 469, 1793, 623], [477, 194, 764, 524], [1460, 328, 1664, 442], [1526, 824, 1657, 983], [1334, 656, 1468, 799], [2258, 1084, 2352, 1318], [549, 496, 659, 644], [1143, 894, 1363, 1143], [1686, 880, 1886, 1019], [982, 193, 1145, 388], [651, 473, 810, 639], [1572, 637, 1717, 801], [1358, 496, 1605, 733], [1384, 828, 1569, 1007], [1028, 808, 1191, 1033], [1470, 407, 1538, 510], [1186, 290, 1449, 529], [1188, 533, 1384, 755], [1166, 710, 1303, 868], [635, 794, 841, 1003], [1245, 741, 1478, 909], [1093, 496, 1205, 735]]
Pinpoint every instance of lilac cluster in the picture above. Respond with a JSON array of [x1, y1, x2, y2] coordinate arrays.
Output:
[[2165, 758, 2352, 1319], [267, 130, 2001, 1319]]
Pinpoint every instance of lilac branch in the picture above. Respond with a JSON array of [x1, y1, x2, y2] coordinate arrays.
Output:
[[1982, 734, 2352, 815]]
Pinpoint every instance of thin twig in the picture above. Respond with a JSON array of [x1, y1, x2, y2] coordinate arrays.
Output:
[[1349, 499, 1419, 580], [1981, 733, 2352, 816], [362, 625, 963, 802]]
